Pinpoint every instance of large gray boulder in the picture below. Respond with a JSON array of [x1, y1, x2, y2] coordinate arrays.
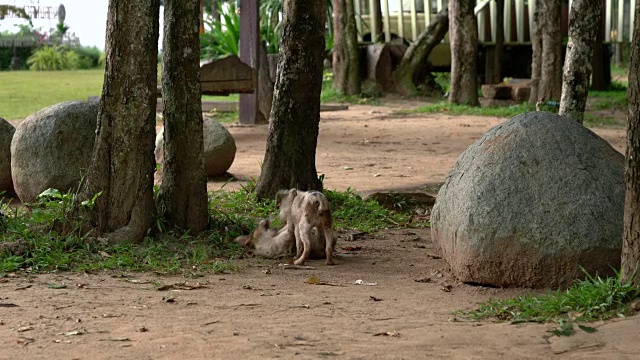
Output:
[[155, 118, 236, 177], [431, 112, 625, 289], [11, 100, 98, 203], [0, 118, 15, 194]]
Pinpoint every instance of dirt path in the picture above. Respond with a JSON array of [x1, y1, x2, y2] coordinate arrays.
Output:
[[2, 102, 636, 359]]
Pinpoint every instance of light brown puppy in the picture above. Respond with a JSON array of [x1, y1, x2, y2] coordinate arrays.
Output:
[[277, 189, 336, 265], [233, 219, 294, 258]]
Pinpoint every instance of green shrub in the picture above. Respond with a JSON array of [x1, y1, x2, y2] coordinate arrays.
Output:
[[70, 46, 103, 69], [26, 46, 83, 71], [200, 1, 239, 60]]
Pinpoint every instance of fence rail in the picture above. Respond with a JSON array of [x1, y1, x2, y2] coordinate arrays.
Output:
[[355, 0, 635, 45], [0, 34, 80, 48]]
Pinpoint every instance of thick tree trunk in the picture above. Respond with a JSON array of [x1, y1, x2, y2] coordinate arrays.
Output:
[[255, 1, 327, 200], [332, 0, 361, 95], [539, 0, 563, 102], [156, 0, 208, 233], [485, 0, 504, 84], [448, 0, 479, 106], [529, 0, 542, 104], [558, 0, 601, 124], [590, 0, 607, 90], [80, 0, 160, 243], [621, 1, 640, 286], [393, 7, 448, 95]]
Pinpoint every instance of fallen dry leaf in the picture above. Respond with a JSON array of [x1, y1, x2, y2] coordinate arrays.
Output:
[[343, 246, 363, 251], [373, 331, 400, 337], [305, 276, 343, 286], [17, 326, 33, 332], [157, 282, 206, 291], [15, 285, 32, 291], [413, 277, 432, 283], [279, 264, 315, 270], [17, 337, 34, 346], [0, 303, 18, 308], [370, 296, 383, 302], [62, 329, 86, 336], [441, 285, 452, 292]]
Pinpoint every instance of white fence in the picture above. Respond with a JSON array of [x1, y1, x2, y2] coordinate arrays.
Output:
[[355, 0, 636, 45]]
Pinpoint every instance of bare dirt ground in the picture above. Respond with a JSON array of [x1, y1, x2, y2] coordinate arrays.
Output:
[[2, 101, 637, 359]]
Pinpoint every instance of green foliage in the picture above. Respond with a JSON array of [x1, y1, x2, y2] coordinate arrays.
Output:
[[27, 46, 83, 71], [200, 1, 240, 60], [70, 46, 104, 69], [454, 269, 640, 324], [321, 71, 381, 105], [324, 188, 407, 232], [0, 189, 242, 275]]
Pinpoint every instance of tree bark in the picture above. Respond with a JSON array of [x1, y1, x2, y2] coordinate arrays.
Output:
[[590, 0, 607, 91], [80, 0, 160, 243], [448, 0, 479, 106], [621, 0, 640, 286], [257, 41, 274, 124], [539, 0, 563, 102], [156, 0, 209, 233], [332, 0, 361, 95], [255, 0, 327, 200], [529, 0, 542, 104], [558, 0, 601, 124], [393, 7, 448, 95]]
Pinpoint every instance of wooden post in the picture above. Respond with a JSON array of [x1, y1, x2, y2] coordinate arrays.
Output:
[[239, 0, 259, 124], [200, 0, 205, 34]]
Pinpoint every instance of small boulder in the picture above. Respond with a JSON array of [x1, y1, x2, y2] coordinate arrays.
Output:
[[0, 118, 15, 194], [155, 118, 236, 177], [11, 100, 98, 203], [431, 112, 625, 289]]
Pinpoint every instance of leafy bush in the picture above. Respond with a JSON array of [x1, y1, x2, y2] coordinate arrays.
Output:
[[200, 1, 239, 60], [26, 46, 82, 71], [70, 46, 103, 69]]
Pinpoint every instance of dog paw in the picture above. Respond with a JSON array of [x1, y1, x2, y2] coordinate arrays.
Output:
[[325, 259, 336, 265], [293, 258, 307, 266]]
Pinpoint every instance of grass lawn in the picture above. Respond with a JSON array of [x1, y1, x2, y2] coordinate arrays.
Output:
[[0, 70, 239, 120]]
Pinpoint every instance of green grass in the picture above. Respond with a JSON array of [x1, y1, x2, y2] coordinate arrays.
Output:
[[0, 70, 241, 120], [589, 81, 628, 111], [0, 185, 411, 274], [0, 70, 104, 120], [403, 102, 537, 118], [454, 270, 640, 324]]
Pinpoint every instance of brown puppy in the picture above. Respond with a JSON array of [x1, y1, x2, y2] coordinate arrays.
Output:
[[233, 219, 294, 258], [277, 189, 336, 265]]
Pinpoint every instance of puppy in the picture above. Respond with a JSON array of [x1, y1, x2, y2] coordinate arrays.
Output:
[[277, 189, 336, 265], [233, 219, 294, 258]]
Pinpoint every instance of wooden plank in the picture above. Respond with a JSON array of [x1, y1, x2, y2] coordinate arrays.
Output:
[[504, 0, 512, 43], [616, 0, 624, 42], [423, 0, 431, 29], [605, 0, 612, 42], [490, 0, 498, 42], [437, 0, 444, 13], [369, 0, 378, 42], [478, 9, 486, 42], [382, 0, 391, 42], [515, 0, 524, 43], [397, 0, 404, 38], [200, 56, 255, 82], [528, 0, 536, 43], [239, 0, 259, 125], [410, 0, 418, 40], [354, 0, 363, 41]]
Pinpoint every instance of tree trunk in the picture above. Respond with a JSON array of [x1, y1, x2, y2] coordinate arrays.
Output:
[[621, 0, 640, 286], [539, 0, 563, 102], [485, 0, 504, 84], [448, 0, 479, 106], [255, 1, 327, 200], [393, 7, 448, 95], [257, 41, 274, 124], [156, 0, 209, 233], [529, 0, 542, 104], [558, 0, 601, 124], [590, 0, 607, 91], [80, 0, 160, 243], [332, 0, 361, 95]]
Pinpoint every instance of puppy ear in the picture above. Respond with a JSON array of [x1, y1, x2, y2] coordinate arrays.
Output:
[[258, 218, 270, 229], [289, 188, 298, 197], [276, 190, 288, 204]]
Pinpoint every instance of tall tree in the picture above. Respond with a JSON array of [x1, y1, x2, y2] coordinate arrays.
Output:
[[448, 0, 479, 106], [79, 0, 160, 243], [558, 0, 601, 123], [621, 0, 640, 285], [332, 0, 360, 95], [156, 0, 209, 232], [255, 0, 327, 199], [530, 0, 562, 103]]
